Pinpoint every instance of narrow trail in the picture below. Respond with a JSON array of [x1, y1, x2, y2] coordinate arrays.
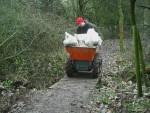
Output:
[[10, 39, 121, 113], [10, 77, 97, 113]]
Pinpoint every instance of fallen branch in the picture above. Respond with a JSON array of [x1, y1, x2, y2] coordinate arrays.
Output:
[[137, 5, 150, 10], [144, 25, 150, 27], [145, 67, 150, 74], [117, 91, 137, 95]]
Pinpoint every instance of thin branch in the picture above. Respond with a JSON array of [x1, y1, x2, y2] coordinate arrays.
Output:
[[83, 0, 89, 6], [0, 32, 17, 48], [84, 6, 95, 13], [0, 34, 40, 61], [85, 19, 97, 28]]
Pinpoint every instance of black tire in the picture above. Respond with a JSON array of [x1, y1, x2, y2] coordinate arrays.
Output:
[[65, 59, 75, 77], [99, 58, 102, 74], [92, 59, 99, 78], [92, 65, 99, 78], [92, 54, 102, 78]]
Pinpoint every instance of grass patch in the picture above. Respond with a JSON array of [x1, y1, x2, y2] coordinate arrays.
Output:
[[124, 98, 150, 113]]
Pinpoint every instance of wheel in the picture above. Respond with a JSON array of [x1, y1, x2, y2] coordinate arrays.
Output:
[[65, 59, 75, 77], [99, 58, 102, 74], [92, 53, 102, 78], [92, 65, 99, 78], [92, 56, 99, 78]]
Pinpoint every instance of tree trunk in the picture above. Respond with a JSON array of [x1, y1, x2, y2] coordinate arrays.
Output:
[[78, 0, 84, 16], [118, 0, 125, 51], [130, 0, 143, 97], [137, 31, 149, 87]]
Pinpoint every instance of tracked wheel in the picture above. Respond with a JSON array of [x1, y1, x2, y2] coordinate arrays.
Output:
[[65, 59, 75, 77], [92, 54, 102, 78]]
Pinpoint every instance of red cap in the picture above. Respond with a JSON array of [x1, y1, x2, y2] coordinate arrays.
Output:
[[76, 17, 85, 25]]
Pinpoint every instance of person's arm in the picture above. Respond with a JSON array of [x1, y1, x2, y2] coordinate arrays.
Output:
[[85, 20, 103, 37], [85, 19, 97, 28]]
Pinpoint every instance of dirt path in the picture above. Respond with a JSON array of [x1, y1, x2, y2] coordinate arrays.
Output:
[[9, 39, 123, 113], [10, 77, 97, 113]]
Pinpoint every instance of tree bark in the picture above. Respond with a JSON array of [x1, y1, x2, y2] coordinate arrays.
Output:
[[137, 31, 149, 87], [130, 0, 143, 97], [118, 0, 125, 51]]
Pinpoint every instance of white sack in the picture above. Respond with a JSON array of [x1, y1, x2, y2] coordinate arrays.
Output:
[[85, 28, 103, 46], [63, 32, 78, 46], [63, 29, 103, 47], [74, 34, 88, 47]]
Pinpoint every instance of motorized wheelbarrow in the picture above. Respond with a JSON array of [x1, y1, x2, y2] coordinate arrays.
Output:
[[65, 46, 102, 78]]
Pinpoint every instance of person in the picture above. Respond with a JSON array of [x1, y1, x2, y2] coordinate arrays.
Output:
[[76, 17, 93, 34], [76, 17, 102, 60]]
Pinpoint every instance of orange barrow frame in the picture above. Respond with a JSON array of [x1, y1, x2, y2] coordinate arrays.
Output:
[[65, 46, 96, 62]]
